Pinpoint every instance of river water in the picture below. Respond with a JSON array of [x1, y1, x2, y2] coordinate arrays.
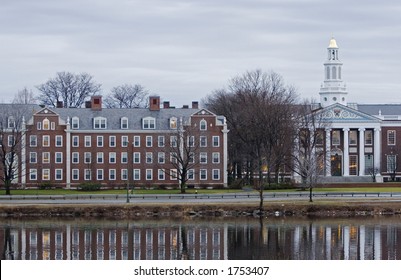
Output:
[[1, 215, 401, 260]]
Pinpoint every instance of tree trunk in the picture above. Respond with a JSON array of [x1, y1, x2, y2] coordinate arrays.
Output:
[[309, 187, 313, 202], [5, 180, 11, 195]]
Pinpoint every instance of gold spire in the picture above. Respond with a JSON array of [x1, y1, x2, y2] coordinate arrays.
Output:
[[328, 37, 338, 48]]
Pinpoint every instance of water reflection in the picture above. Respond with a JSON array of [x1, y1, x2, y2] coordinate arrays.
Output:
[[1, 216, 401, 260]]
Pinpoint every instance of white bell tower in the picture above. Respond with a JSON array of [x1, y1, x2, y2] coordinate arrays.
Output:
[[319, 37, 348, 107]]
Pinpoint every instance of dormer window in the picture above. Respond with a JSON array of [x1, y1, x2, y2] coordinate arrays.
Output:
[[200, 119, 207, 131], [143, 117, 156, 129], [8, 116, 15, 129], [43, 118, 50, 130], [121, 117, 128, 129], [71, 117, 79, 129], [170, 117, 177, 129], [94, 117, 107, 129]]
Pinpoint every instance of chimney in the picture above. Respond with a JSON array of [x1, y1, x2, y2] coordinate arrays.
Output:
[[163, 101, 170, 109], [85, 101, 91, 108], [149, 96, 160, 111], [182, 105, 189, 109], [192, 101, 199, 109], [91, 96, 102, 110], [56, 101, 63, 108]]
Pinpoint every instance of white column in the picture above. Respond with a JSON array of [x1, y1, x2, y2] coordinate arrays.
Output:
[[21, 117, 26, 187], [374, 128, 381, 174], [325, 129, 331, 176], [359, 128, 365, 176], [343, 128, 349, 176], [66, 117, 71, 189]]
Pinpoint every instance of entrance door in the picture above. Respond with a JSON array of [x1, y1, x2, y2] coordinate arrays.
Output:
[[331, 153, 342, 176]]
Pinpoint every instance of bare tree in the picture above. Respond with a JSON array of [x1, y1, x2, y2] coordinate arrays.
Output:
[[205, 70, 298, 211], [0, 105, 30, 195], [13, 87, 36, 104], [104, 84, 149, 108], [159, 118, 201, 193], [291, 100, 330, 202], [36, 72, 101, 108]]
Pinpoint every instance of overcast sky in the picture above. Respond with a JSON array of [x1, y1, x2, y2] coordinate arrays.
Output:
[[1, 0, 401, 107]]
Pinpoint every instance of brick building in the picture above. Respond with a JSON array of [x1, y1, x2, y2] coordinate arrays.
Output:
[[1, 96, 228, 189]]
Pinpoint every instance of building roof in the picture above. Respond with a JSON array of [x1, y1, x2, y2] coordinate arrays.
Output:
[[357, 104, 401, 116]]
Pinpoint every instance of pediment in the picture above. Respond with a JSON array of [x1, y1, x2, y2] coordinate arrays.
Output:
[[320, 103, 380, 123], [192, 109, 216, 116], [35, 107, 59, 116]]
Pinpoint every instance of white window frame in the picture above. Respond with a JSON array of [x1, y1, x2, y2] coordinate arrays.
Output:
[[42, 135, 50, 147], [187, 169, 195, 180], [42, 152, 50, 164], [146, 136, 153, 147], [72, 152, 79, 164], [71, 117, 79, 129], [169, 117, 177, 129], [134, 136, 140, 147], [30, 152, 37, 163], [200, 169, 207, 180], [72, 169, 79, 180], [212, 169, 220, 180], [30, 135, 37, 147], [109, 152, 116, 164], [84, 136, 91, 147], [55, 135, 63, 147], [158, 136, 165, 147], [212, 136, 220, 147], [388, 130, 396, 146], [72, 135, 79, 147], [109, 169, 116, 180], [109, 136, 116, 147], [42, 169, 50, 180], [55, 152, 63, 164], [55, 169, 63, 180], [43, 118, 50, 130], [121, 135, 128, 147], [158, 169, 165, 180], [84, 152, 91, 164], [143, 117, 156, 129], [30, 169, 37, 181], [97, 152, 104, 164], [97, 169, 104, 180], [158, 152, 165, 164], [146, 152, 153, 164], [133, 152, 140, 164], [200, 136, 207, 147], [84, 169, 91, 180], [121, 117, 128, 129], [121, 169, 128, 181], [94, 117, 107, 129], [121, 152, 128, 164], [200, 152, 207, 164], [97, 136, 103, 147], [200, 119, 207, 131], [133, 169, 140, 180], [146, 169, 153, 180], [212, 152, 220, 164]]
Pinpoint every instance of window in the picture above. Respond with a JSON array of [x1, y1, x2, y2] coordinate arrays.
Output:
[[170, 152, 177, 164], [72, 136, 79, 147], [187, 169, 194, 180], [158, 136, 165, 147], [200, 152, 207, 164], [189, 152, 195, 164], [30, 169, 37, 181], [212, 136, 219, 147], [146, 152, 153, 164], [8, 135, 14, 147], [349, 130, 357, 145], [42, 169, 50, 180], [146, 169, 153, 180], [170, 169, 178, 180], [121, 152, 128, 164], [365, 130, 373, 146], [121, 117, 128, 129], [212, 169, 220, 180], [51, 122, 55, 130], [212, 152, 220, 164], [121, 169, 128, 181], [109, 136, 116, 147], [316, 131, 324, 146], [72, 152, 79, 164], [388, 130, 396, 145], [349, 155, 358, 176], [188, 136, 195, 147], [55, 152, 63, 164], [30, 152, 37, 163], [84, 169, 91, 180], [146, 136, 153, 147], [97, 152, 104, 163], [72, 169, 79, 180], [158, 152, 165, 164], [133, 169, 140, 180], [94, 117, 107, 129], [85, 136, 91, 147], [170, 117, 177, 129], [55, 135, 63, 147], [55, 169, 63, 180], [170, 136, 177, 147], [42, 152, 50, 164], [84, 152, 91, 164], [200, 136, 207, 147], [158, 169, 165, 180], [109, 169, 116, 180], [7, 116, 15, 128], [71, 117, 79, 129], [43, 119, 50, 130], [332, 130, 340, 145], [97, 169, 104, 180], [30, 135, 37, 147], [365, 155, 374, 173], [37, 122, 42, 130], [200, 169, 207, 180], [109, 152, 116, 164], [143, 117, 156, 129], [42, 135, 50, 147], [133, 152, 140, 163], [200, 119, 207, 130], [97, 136, 103, 147], [134, 136, 140, 147], [121, 136, 128, 147], [387, 155, 397, 173]]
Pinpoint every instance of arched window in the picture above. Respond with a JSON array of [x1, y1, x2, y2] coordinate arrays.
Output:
[[332, 66, 337, 79], [326, 67, 330, 80], [338, 67, 342, 79], [43, 118, 50, 130], [71, 117, 79, 129], [200, 119, 207, 131]]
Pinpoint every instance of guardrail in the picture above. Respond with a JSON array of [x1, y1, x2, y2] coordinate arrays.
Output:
[[1, 192, 401, 201]]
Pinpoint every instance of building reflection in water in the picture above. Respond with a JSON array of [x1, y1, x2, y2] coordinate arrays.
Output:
[[1, 216, 401, 260]]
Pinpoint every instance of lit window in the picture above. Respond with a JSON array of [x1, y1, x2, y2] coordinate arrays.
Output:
[[170, 117, 177, 129], [42, 169, 50, 180], [42, 135, 50, 147], [43, 118, 50, 130], [42, 152, 50, 164], [349, 155, 358, 176]]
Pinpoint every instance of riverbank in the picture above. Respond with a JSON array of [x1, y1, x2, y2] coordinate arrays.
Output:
[[1, 200, 401, 218]]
